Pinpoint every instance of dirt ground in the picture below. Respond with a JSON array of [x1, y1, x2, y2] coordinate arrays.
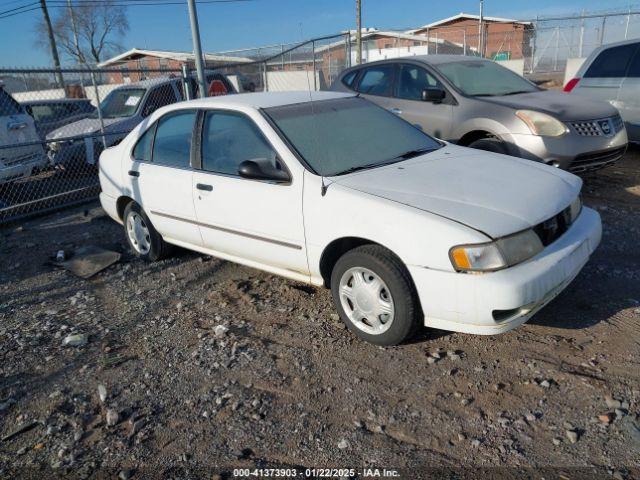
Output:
[[1, 148, 639, 479]]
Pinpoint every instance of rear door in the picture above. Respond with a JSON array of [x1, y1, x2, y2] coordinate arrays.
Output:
[[390, 63, 454, 140], [616, 43, 640, 140], [575, 43, 638, 104], [354, 64, 397, 111], [127, 109, 201, 247]]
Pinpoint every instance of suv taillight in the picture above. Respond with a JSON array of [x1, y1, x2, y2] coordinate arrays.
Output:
[[563, 78, 580, 92]]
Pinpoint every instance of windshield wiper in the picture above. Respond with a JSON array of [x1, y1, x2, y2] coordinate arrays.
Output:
[[333, 148, 434, 176], [501, 90, 532, 96]]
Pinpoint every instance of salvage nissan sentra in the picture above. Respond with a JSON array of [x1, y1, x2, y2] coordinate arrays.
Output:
[[98, 91, 601, 346]]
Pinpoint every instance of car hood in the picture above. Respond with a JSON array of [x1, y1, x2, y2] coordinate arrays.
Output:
[[483, 90, 618, 121], [330, 145, 581, 238], [46, 117, 133, 140]]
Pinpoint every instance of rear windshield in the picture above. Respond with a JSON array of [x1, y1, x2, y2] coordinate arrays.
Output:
[[584, 43, 639, 78], [97, 88, 146, 118], [437, 60, 538, 97], [264, 96, 441, 176]]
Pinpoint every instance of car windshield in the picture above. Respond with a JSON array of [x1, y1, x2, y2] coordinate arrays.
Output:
[[437, 60, 538, 97], [95, 88, 146, 118], [263, 97, 442, 176]]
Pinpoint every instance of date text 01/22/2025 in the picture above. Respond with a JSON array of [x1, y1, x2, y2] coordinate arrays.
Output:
[[232, 468, 401, 477]]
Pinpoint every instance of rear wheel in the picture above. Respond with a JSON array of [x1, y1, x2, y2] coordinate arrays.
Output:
[[123, 202, 172, 261], [330, 245, 421, 346], [468, 137, 508, 155]]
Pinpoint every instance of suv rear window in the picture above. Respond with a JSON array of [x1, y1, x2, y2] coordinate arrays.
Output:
[[0, 89, 22, 116], [585, 43, 639, 78]]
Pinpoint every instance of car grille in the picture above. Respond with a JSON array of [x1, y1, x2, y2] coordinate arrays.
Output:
[[569, 146, 626, 173], [569, 114, 624, 137], [533, 204, 574, 247]]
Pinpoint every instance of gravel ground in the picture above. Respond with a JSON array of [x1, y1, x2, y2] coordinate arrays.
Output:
[[1, 149, 639, 479]]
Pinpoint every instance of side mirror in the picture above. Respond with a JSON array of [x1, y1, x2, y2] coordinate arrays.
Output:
[[422, 87, 446, 103], [238, 158, 290, 183]]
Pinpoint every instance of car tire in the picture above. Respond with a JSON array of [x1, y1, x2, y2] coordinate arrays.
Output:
[[330, 244, 421, 346], [123, 202, 172, 262], [467, 137, 508, 155]]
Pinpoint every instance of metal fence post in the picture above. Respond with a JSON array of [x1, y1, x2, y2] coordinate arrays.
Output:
[[182, 64, 192, 100], [579, 10, 585, 57], [426, 27, 430, 54], [263, 61, 269, 92], [599, 16, 606, 46], [89, 69, 107, 149], [312, 40, 317, 91]]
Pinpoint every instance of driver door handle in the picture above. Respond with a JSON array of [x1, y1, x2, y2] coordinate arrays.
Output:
[[128, 170, 139, 177], [8, 121, 27, 130], [390, 108, 402, 115], [196, 183, 213, 191]]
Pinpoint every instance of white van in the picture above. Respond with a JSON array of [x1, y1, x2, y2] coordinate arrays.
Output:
[[564, 39, 640, 142], [0, 85, 46, 184]]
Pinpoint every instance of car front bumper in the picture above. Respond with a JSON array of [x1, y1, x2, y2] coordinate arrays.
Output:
[[502, 128, 628, 173], [408, 206, 602, 335]]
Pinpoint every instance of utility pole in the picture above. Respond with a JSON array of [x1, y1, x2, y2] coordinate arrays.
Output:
[[478, 0, 484, 57], [40, 0, 64, 88], [186, 0, 207, 98], [356, 0, 362, 65]]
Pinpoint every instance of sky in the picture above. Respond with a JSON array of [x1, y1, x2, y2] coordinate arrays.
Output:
[[0, 0, 638, 66]]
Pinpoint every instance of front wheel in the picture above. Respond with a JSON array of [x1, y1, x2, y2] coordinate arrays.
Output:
[[123, 202, 172, 261], [330, 245, 421, 346]]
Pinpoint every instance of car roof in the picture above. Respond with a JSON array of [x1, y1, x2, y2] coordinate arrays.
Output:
[[114, 76, 179, 90], [350, 54, 487, 68], [175, 91, 355, 110]]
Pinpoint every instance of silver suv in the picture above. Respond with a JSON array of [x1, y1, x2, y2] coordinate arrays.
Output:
[[331, 55, 628, 173], [564, 39, 640, 143]]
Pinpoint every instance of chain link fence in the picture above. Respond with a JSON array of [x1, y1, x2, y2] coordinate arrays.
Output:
[[1, 9, 640, 224]]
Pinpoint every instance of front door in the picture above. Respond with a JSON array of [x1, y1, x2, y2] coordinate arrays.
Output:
[[390, 63, 453, 140], [127, 110, 201, 247], [191, 109, 308, 276]]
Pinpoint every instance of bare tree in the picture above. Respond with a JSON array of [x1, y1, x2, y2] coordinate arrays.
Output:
[[35, 0, 129, 65]]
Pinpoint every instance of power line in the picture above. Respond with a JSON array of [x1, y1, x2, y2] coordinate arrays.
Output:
[[0, 0, 256, 19]]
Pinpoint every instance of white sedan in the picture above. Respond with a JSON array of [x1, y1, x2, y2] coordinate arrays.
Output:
[[98, 91, 601, 346]]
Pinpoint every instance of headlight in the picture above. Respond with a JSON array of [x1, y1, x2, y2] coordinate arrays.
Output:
[[516, 110, 568, 137], [450, 229, 544, 272], [569, 195, 582, 223]]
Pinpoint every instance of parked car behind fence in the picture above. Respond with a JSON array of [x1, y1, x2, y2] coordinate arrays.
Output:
[[0, 85, 46, 185], [21, 98, 95, 138]]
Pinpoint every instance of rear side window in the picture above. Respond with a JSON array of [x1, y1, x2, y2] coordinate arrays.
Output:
[[356, 65, 394, 96], [133, 123, 156, 162], [0, 90, 21, 116], [152, 111, 196, 168], [585, 43, 639, 78], [341, 70, 358, 88]]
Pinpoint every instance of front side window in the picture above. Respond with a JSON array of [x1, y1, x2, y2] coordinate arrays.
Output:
[[397, 64, 443, 101], [152, 111, 196, 168], [143, 84, 178, 117], [201, 111, 276, 176], [356, 65, 394, 96], [437, 60, 537, 96], [585, 43, 638, 78], [264, 97, 441, 177], [98, 88, 146, 118]]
